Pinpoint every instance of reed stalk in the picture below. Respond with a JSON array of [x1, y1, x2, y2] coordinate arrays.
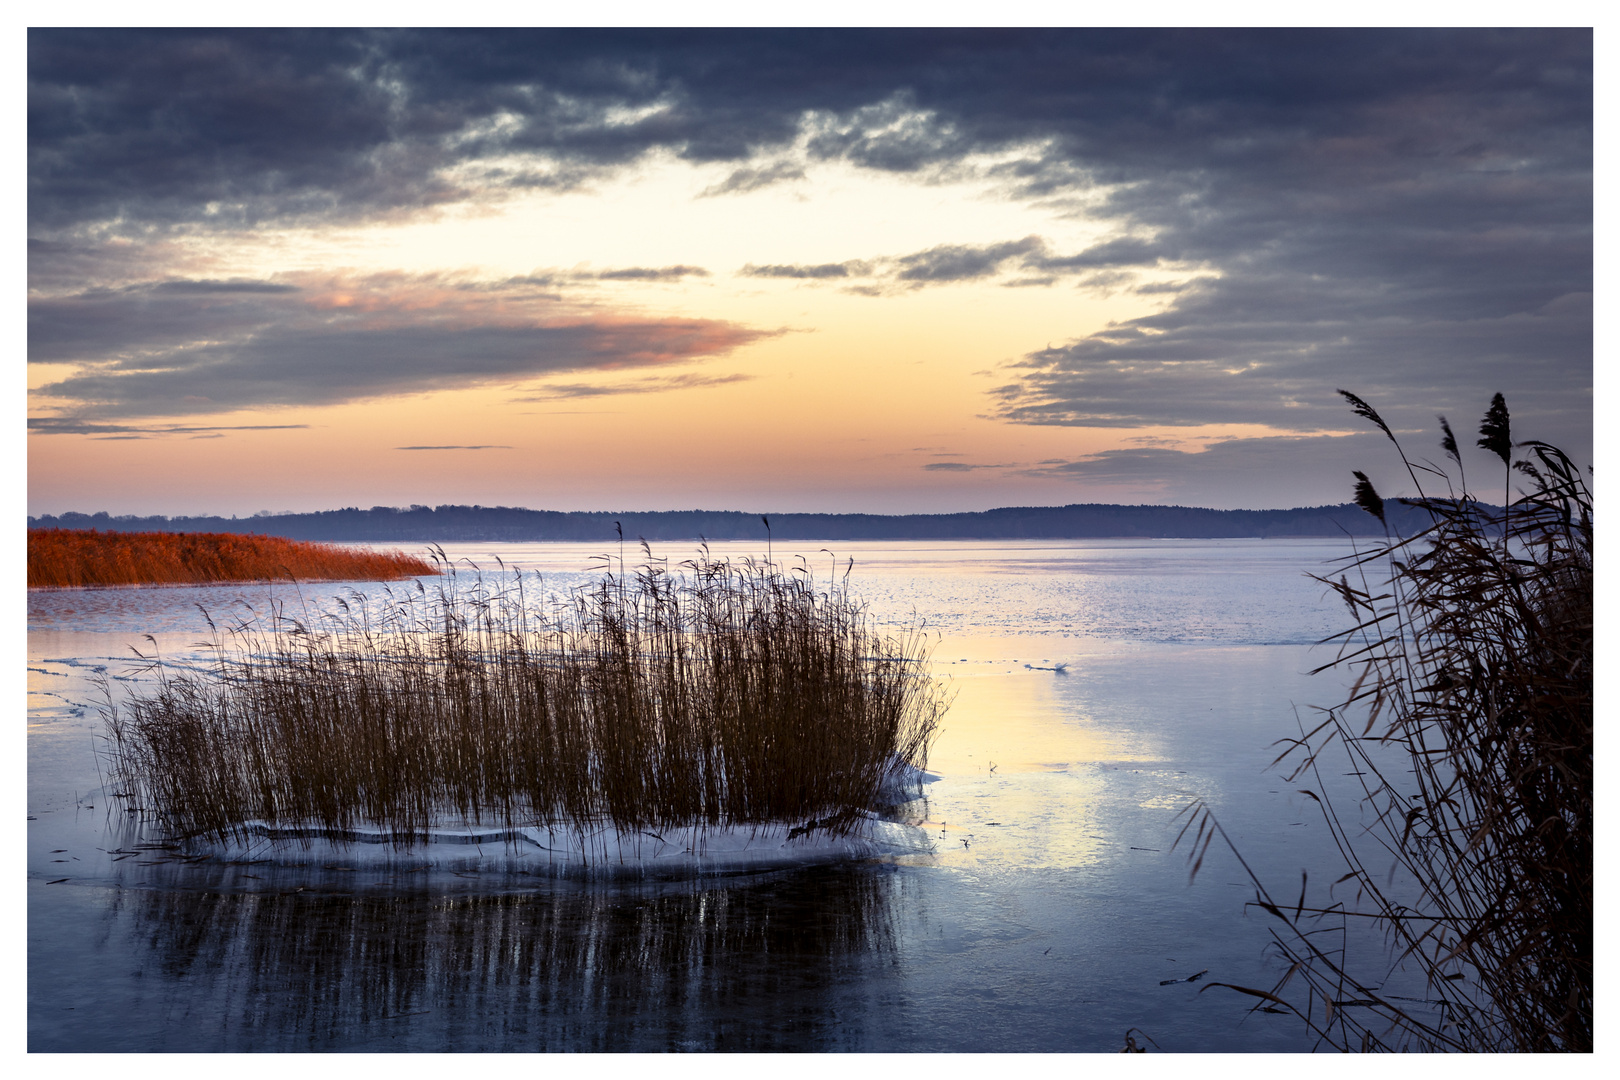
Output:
[[1178, 392, 1591, 1051], [101, 548, 945, 850]]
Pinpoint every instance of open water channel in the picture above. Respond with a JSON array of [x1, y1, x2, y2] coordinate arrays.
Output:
[[28, 538, 1409, 1052]]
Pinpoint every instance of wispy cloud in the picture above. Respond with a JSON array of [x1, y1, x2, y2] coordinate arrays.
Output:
[[1015, 428, 1529, 508], [740, 262, 866, 280], [736, 235, 1170, 293], [591, 265, 710, 282], [1029, 237, 1163, 272], [511, 372, 753, 401], [699, 161, 806, 198], [895, 237, 1044, 283], [28, 417, 310, 437]]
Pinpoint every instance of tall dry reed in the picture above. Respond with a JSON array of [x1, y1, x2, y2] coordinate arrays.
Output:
[[29, 528, 435, 588], [102, 548, 945, 848], [1180, 392, 1591, 1051]]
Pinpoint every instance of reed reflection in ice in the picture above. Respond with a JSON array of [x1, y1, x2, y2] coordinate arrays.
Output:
[[104, 865, 906, 1051]]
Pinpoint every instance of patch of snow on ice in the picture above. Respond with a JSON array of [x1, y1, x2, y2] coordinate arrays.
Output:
[[204, 812, 935, 877]]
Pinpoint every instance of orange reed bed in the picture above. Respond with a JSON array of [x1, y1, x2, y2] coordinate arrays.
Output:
[[28, 529, 437, 589]]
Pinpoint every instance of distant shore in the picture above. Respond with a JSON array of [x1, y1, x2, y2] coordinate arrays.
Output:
[[27, 500, 1461, 544]]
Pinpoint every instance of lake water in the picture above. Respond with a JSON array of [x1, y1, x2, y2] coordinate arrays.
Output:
[[27, 538, 1401, 1052]]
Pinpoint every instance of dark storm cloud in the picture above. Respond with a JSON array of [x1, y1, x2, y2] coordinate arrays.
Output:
[[30, 30, 1586, 234], [28, 28, 909, 232], [29, 275, 773, 418], [30, 30, 1590, 460]]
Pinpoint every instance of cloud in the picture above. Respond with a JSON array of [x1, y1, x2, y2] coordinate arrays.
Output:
[[894, 236, 1044, 284], [31, 31, 1589, 240], [591, 265, 710, 281], [29, 272, 774, 418], [798, 93, 974, 174], [699, 160, 805, 197], [395, 445, 512, 450], [457, 267, 711, 288], [991, 273, 1592, 441], [1029, 237, 1163, 272], [740, 262, 863, 279], [1017, 425, 1574, 509], [150, 279, 303, 295], [736, 236, 1163, 292], [922, 461, 1012, 472], [28, 417, 309, 437], [28, 30, 1590, 466], [511, 372, 753, 400], [28, 30, 904, 234]]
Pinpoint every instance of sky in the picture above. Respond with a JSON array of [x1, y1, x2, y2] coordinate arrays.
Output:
[[26, 27, 1593, 517]]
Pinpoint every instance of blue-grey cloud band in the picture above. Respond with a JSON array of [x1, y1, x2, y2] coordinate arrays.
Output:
[[29, 275, 772, 417], [27, 418, 310, 438]]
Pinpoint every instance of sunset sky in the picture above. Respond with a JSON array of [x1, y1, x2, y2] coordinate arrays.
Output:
[[27, 28, 1593, 518]]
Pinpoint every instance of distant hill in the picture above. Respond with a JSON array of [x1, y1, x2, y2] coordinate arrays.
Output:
[[28, 501, 1451, 543]]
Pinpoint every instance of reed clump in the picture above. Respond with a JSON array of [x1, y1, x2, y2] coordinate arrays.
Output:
[[28, 528, 435, 588], [1181, 392, 1591, 1051], [102, 549, 945, 848]]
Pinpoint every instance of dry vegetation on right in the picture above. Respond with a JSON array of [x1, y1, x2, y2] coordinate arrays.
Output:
[[1181, 392, 1591, 1052]]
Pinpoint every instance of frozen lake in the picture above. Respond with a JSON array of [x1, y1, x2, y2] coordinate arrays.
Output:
[[28, 538, 1393, 1051]]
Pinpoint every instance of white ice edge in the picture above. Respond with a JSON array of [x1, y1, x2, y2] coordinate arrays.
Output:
[[194, 757, 942, 874], [204, 813, 934, 874]]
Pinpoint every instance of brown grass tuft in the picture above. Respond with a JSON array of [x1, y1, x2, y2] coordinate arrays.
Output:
[[28, 529, 436, 588], [99, 548, 945, 850]]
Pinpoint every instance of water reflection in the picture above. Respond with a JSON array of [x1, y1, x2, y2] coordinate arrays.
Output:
[[104, 865, 906, 1051]]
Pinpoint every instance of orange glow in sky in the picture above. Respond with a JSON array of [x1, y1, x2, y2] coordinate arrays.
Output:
[[31, 158, 1252, 515], [28, 31, 1590, 518]]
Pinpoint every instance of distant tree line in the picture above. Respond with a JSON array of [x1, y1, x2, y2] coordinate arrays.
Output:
[[28, 501, 1450, 543]]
